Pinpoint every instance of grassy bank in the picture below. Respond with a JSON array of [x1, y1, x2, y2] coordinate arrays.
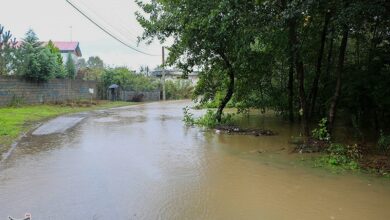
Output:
[[0, 101, 134, 157]]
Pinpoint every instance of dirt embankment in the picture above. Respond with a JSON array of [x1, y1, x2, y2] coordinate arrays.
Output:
[[215, 125, 276, 136]]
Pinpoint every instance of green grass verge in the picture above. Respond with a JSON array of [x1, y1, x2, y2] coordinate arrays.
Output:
[[0, 101, 134, 156]]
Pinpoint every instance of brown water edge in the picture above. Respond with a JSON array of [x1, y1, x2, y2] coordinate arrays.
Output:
[[205, 111, 390, 220], [227, 109, 389, 173], [0, 101, 389, 219]]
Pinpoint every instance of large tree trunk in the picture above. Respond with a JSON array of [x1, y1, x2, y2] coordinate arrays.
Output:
[[288, 17, 309, 135], [288, 63, 294, 122], [328, 27, 349, 134], [296, 57, 309, 135], [308, 11, 331, 120], [281, 0, 309, 134], [325, 28, 335, 78], [216, 52, 235, 123], [281, 0, 295, 123]]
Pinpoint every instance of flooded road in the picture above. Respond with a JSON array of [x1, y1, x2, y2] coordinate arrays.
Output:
[[1, 101, 390, 219]]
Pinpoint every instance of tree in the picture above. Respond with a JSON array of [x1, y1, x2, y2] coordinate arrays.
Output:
[[47, 40, 63, 65], [139, 65, 150, 76], [16, 29, 57, 82], [76, 58, 87, 69], [136, 0, 260, 122], [136, 0, 390, 140], [100, 67, 158, 92], [87, 56, 104, 69], [0, 24, 17, 75], [47, 40, 66, 78], [65, 53, 76, 79], [78, 57, 104, 80]]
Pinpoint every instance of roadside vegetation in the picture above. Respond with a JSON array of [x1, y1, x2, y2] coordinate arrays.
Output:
[[0, 26, 76, 80], [0, 100, 134, 157], [299, 117, 390, 176], [183, 106, 235, 128], [136, 0, 390, 176]]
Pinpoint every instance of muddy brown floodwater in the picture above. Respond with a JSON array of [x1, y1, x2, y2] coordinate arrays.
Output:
[[0, 101, 390, 219]]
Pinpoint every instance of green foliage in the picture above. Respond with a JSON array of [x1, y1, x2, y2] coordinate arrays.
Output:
[[47, 41, 63, 65], [136, 0, 261, 122], [165, 80, 193, 100], [0, 24, 17, 75], [47, 40, 66, 78], [87, 56, 104, 69], [65, 53, 76, 79], [182, 107, 235, 128], [312, 118, 330, 141], [315, 143, 361, 170], [195, 110, 219, 128], [194, 90, 238, 109], [1, 28, 65, 80], [76, 58, 87, 69], [78, 57, 105, 81], [377, 130, 390, 155], [80, 67, 104, 81], [15, 29, 60, 82], [182, 106, 195, 126], [195, 110, 235, 128], [101, 67, 159, 92], [136, 0, 390, 138]]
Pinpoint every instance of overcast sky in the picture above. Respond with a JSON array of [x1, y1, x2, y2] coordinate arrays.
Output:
[[0, 0, 163, 70]]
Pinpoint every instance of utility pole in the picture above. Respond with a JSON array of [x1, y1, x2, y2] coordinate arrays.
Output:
[[69, 26, 73, 41], [162, 46, 166, 101]]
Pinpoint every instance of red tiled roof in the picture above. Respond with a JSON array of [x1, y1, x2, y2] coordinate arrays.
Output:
[[51, 41, 79, 51], [13, 41, 82, 57], [47, 41, 82, 57]]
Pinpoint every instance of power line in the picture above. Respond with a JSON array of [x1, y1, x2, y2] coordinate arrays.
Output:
[[66, 0, 159, 56], [66, 0, 158, 56], [75, 0, 143, 46]]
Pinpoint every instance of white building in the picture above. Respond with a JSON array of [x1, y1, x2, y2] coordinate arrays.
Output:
[[151, 69, 199, 84], [48, 41, 82, 63]]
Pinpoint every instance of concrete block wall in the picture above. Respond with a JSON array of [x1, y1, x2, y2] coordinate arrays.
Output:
[[0, 76, 97, 106]]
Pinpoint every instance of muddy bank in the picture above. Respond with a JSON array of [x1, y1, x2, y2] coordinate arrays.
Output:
[[215, 125, 276, 136]]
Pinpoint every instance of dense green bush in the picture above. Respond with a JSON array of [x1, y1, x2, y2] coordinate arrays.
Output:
[[182, 106, 195, 126], [16, 30, 61, 82], [101, 67, 159, 92], [46, 41, 66, 78], [316, 143, 361, 170], [195, 91, 236, 109], [312, 118, 330, 141], [0, 24, 17, 75], [137, 0, 390, 137], [182, 107, 235, 128], [165, 80, 194, 100], [377, 131, 390, 155], [65, 53, 76, 79]]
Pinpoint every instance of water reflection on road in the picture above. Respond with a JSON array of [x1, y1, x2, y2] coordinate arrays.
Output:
[[0, 101, 389, 219]]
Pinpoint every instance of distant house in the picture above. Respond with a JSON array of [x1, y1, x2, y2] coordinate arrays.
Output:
[[15, 41, 82, 63], [45, 41, 82, 63], [151, 68, 199, 84]]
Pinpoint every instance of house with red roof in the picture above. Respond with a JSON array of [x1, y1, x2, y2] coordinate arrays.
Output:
[[14, 41, 82, 63], [45, 41, 82, 63]]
